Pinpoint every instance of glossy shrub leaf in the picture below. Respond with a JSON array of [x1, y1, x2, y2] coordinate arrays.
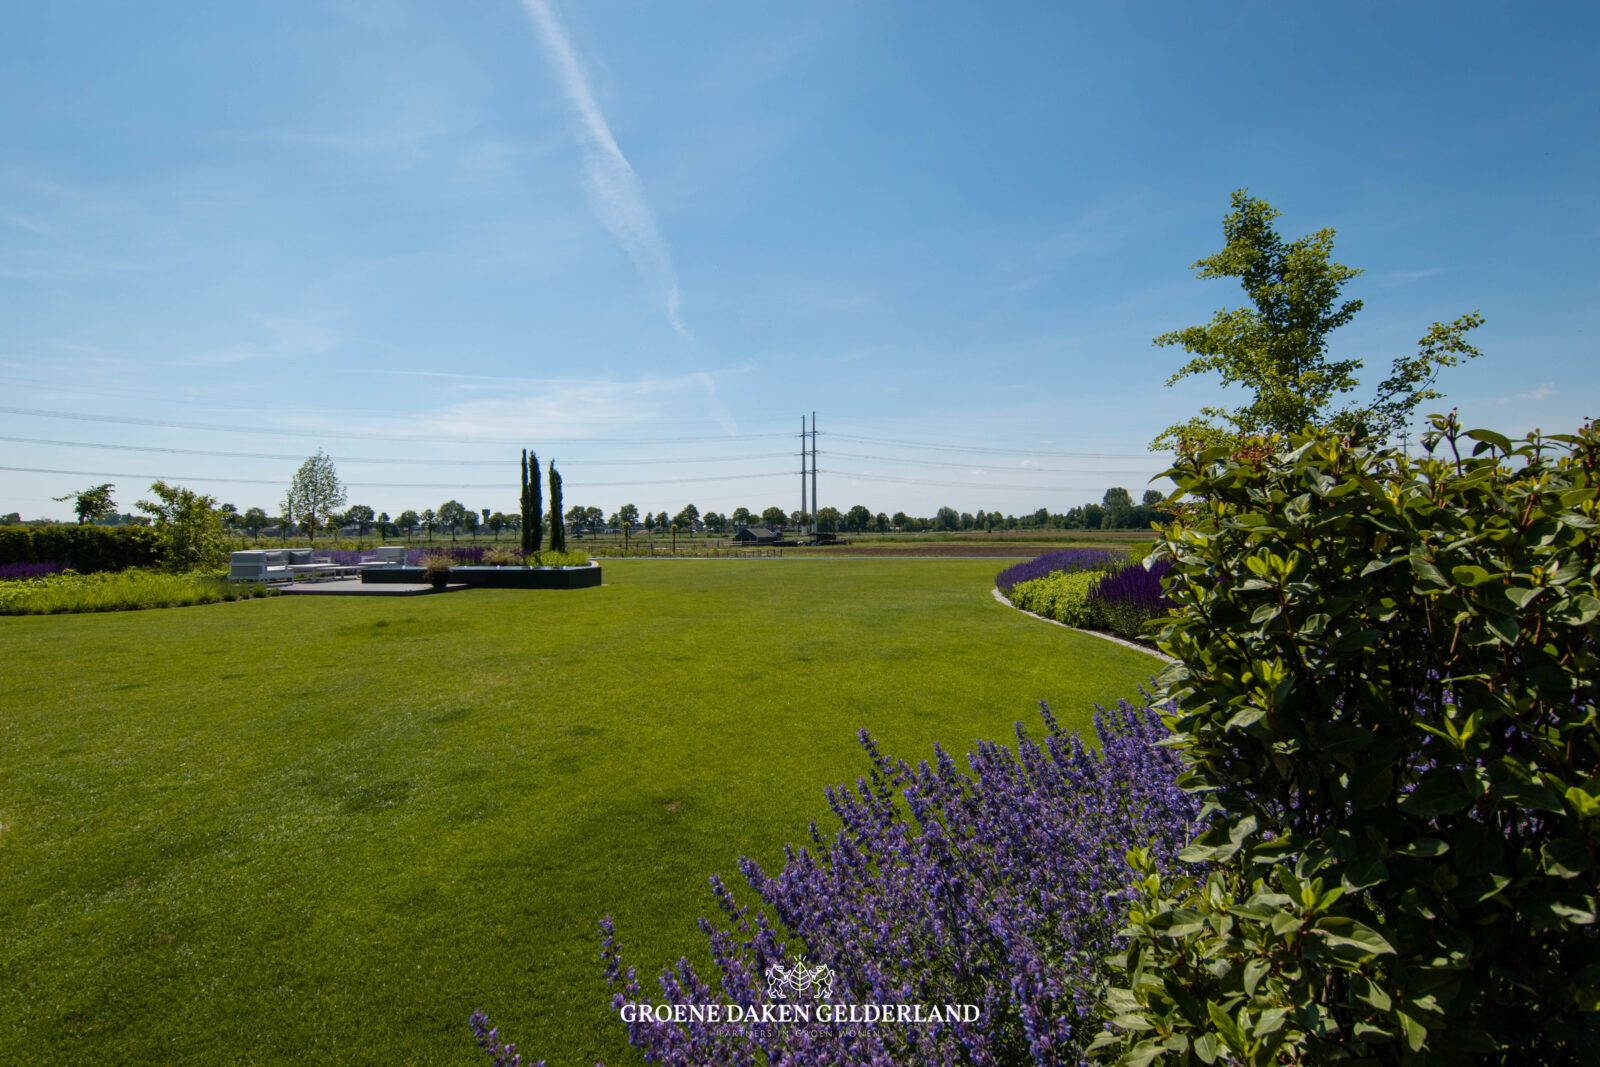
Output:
[[1093, 416, 1600, 1066]]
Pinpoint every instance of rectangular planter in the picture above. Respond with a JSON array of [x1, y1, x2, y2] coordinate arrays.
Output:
[[360, 564, 601, 589]]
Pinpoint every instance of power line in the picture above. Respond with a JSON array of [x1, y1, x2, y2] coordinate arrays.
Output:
[[0, 406, 791, 446], [0, 465, 796, 490], [0, 435, 796, 466], [822, 469, 1156, 493], [824, 449, 1162, 476], [0, 465, 284, 487], [0, 407, 1154, 457], [0, 373, 770, 425], [830, 431, 1150, 459]]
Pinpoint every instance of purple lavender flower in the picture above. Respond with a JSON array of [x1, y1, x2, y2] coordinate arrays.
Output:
[[475, 700, 1198, 1066], [1086, 557, 1175, 640], [469, 1010, 541, 1067], [0, 561, 62, 580], [995, 550, 1123, 595]]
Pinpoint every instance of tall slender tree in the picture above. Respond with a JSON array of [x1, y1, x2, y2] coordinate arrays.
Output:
[[528, 451, 543, 552], [548, 461, 565, 553], [520, 450, 533, 553]]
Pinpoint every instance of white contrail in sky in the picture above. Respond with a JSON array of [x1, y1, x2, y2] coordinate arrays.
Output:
[[520, 0, 691, 340]]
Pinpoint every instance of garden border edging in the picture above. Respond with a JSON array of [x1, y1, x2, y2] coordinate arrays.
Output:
[[992, 586, 1176, 663]]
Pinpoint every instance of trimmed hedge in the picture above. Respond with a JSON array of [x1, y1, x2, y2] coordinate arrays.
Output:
[[1093, 415, 1600, 1064], [1008, 569, 1104, 627], [0, 524, 161, 573]]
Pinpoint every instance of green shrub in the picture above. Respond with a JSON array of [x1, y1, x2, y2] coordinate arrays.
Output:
[[0, 524, 161, 572], [526, 549, 589, 568], [0, 569, 276, 614], [1008, 570, 1104, 627], [136, 480, 229, 570], [1092, 415, 1600, 1064]]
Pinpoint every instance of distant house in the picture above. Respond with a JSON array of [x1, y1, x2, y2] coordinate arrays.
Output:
[[731, 525, 782, 545]]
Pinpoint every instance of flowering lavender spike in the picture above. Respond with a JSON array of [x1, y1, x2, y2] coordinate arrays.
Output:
[[469, 700, 1198, 1065]]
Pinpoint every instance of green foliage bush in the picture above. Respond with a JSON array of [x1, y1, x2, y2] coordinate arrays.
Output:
[[1097, 598, 1157, 643], [0, 569, 276, 614], [137, 480, 229, 570], [0, 524, 161, 572], [526, 549, 589, 567], [1092, 415, 1600, 1064], [1008, 569, 1104, 627]]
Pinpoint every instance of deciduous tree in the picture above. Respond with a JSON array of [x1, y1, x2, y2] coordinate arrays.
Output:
[[136, 480, 227, 570], [53, 483, 117, 525], [242, 506, 268, 540], [285, 450, 347, 545], [437, 500, 468, 541], [1151, 189, 1483, 452], [345, 504, 375, 544], [1101, 487, 1132, 528]]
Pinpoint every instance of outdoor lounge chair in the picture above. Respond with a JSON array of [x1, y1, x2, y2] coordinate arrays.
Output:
[[358, 546, 407, 567], [228, 550, 294, 583]]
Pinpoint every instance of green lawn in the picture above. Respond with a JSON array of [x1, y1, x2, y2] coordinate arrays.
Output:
[[0, 559, 1163, 1065]]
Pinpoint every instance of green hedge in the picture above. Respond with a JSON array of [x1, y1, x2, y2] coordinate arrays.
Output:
[[0, 570, 276, 614], [1006, 570, 1103, 628], [0, 524, 162, 573], [1092, 415, 1600, 1064]]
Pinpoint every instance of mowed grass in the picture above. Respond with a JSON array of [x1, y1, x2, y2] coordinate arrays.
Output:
[[0, 559, 1162, 1065]]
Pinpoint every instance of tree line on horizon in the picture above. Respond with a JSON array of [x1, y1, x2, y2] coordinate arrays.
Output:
[[22, 482, 1175, 541]]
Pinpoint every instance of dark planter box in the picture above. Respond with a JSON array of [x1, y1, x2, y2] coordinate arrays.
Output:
[[361, 564, 601, 589]]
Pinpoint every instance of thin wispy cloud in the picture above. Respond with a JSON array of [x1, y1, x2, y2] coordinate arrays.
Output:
[[3, 213, 57, 238], [287, 368, 744, 444], [1497, 382, 1556, 404], [1379, 268, 1444, 288], [520, 0, 692, 340]]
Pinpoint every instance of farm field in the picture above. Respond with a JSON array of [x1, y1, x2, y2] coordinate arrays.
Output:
[[0, 557, 1162, 1065]]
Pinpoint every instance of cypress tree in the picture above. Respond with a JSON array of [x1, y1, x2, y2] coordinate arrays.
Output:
[[548, 461, 565, 553], [530, 451, 544, 553], [519, 450, 533, 554]]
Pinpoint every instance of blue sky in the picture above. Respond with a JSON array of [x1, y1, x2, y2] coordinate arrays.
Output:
[[2, 1, 1595, 522]]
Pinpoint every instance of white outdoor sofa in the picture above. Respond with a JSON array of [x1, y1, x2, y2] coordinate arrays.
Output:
[[228, 550, 293, 582], [228, 549, 354, 583], [358, 546, 407, 568]]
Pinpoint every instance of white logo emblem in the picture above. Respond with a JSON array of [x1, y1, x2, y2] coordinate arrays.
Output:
[[764, 956, 834, 1002]]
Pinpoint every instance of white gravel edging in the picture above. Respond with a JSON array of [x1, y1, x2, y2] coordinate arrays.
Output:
[[992, 586, 1177, 663]]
